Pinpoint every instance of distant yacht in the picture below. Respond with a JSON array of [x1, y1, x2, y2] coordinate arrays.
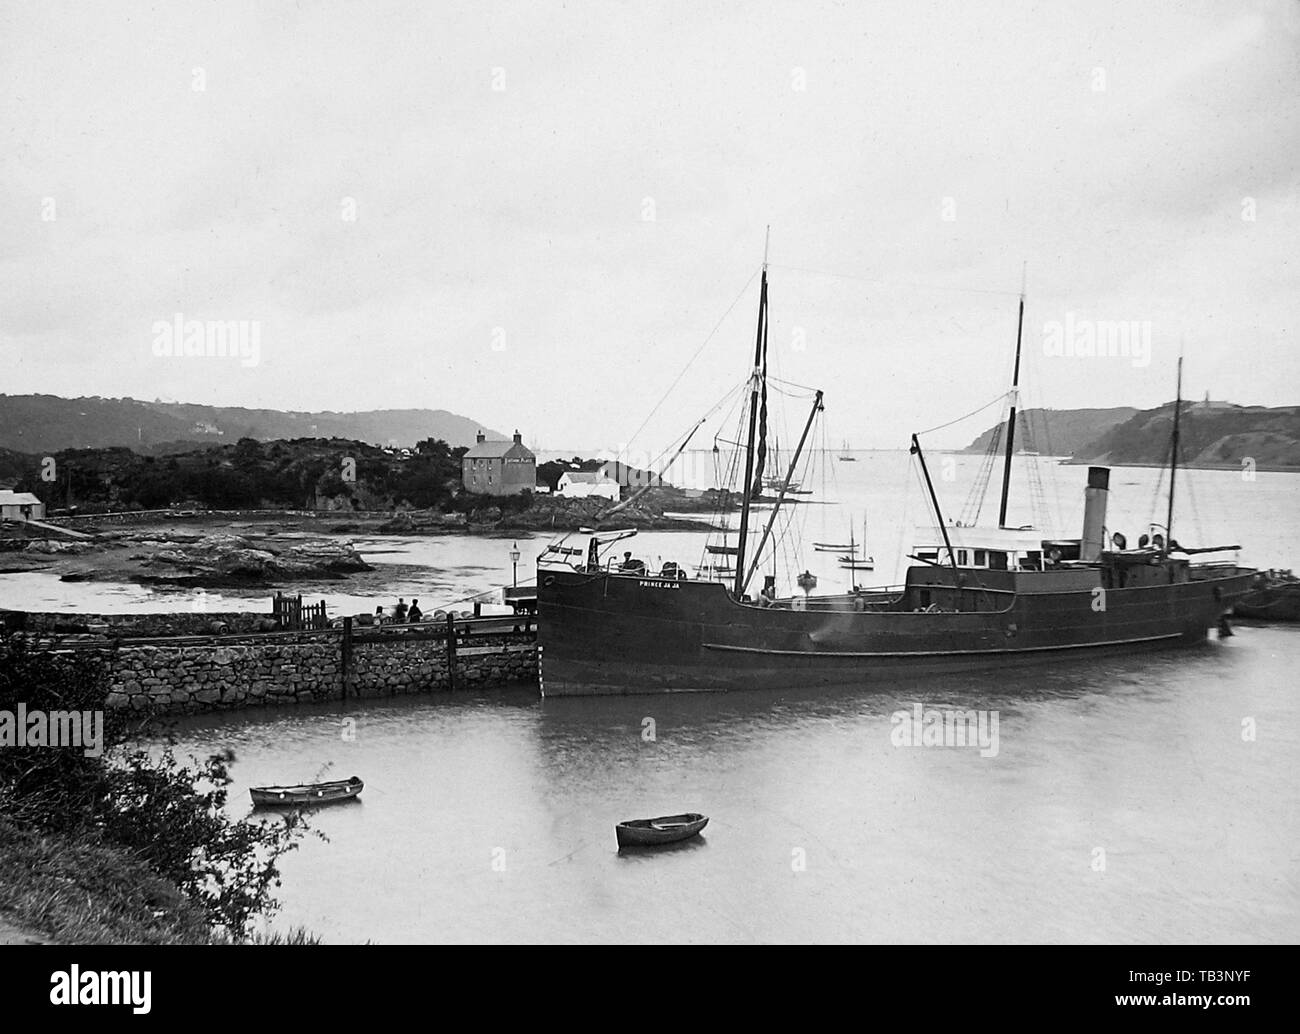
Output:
[[838, 439, 856, 461]]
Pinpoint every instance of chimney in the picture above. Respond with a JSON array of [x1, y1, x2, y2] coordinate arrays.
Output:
[[476, 431, 485, 444], [1080, 466, 1110, 562], [513, 429, 522, 445]]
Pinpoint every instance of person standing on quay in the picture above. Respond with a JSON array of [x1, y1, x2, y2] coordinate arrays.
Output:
[[407, 599, 423, 622], [394, 598, 408, 623]]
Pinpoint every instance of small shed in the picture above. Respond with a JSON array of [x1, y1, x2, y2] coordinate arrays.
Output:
[[0, 491, 44, 521]]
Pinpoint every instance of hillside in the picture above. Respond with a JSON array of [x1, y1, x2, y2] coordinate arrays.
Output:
[[0, 395, 503, 454], [963, 407, 1139, 456], [1074, 403, 1300, 468]]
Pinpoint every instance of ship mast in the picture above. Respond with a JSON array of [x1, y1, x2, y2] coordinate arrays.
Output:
[[997, 264, 1027, 529], [734, 228, 770, 598], [1166, 354, 1183, 546], [741, 389, 823, 596], [911, 434, 960, 580]]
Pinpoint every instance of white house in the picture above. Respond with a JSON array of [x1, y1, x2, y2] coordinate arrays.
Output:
[[0, 491, 44, 521], [557, 471, 619, 501]]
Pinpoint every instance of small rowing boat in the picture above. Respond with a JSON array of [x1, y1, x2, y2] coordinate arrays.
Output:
[[250, 776, 363, 806], [1233, 569, 1300, 621], [616, 812, 708, 847]]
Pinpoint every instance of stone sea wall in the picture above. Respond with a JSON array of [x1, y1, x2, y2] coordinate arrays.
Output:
[[3, 610, 269, 638], [101, 631, 538, 712], [6, 626, 538, 714], [105, 641, 342, 710]]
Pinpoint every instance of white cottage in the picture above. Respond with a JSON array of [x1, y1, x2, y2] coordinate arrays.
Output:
[[0, 491, 44, 520], [556, 471, 620, 501]]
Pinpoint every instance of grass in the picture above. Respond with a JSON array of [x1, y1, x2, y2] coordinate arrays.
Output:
[[0, 818, 319, 945]]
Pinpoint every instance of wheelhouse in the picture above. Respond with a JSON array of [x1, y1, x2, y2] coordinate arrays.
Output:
[[909, 526, 1083, 572]]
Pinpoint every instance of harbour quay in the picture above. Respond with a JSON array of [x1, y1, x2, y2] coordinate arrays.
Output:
[[1, 610, 539, 715]]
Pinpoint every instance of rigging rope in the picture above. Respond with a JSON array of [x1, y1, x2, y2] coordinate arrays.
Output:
[[912, 389, 1013, 438], [959, 420, 1004, 527], [613, 268, 759, 465], [767, 264, 1023, 298]]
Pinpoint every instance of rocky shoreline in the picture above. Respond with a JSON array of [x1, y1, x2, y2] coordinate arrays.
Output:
[[370, 493, 717, 534], [1, 527, 372, 589], [0, 498, 717, 590]]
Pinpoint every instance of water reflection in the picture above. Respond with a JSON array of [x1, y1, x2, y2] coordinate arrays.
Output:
[[616, 837, 710, 860]]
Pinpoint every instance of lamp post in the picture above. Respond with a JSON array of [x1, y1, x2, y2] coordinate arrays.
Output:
[[510, 541, 520, 588]]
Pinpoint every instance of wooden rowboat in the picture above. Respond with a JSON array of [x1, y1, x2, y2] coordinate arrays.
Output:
[[1233, 570, 1300, 621], [616, 812, 708, 847], [250, 776, 363, 806]]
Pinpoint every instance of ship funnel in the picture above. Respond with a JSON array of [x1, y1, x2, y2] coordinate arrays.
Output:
[[1080, 466, 1110, 562]]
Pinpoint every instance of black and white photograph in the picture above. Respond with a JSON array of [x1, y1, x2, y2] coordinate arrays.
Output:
[[0, 0, 1294, 1008]]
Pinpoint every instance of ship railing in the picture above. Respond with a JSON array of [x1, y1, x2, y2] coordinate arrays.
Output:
[[767, 586, 909, 611], [1188, 560, 1249, 579]]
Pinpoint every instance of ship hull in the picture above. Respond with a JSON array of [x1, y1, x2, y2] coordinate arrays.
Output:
[[537, 566, 1255, 696]]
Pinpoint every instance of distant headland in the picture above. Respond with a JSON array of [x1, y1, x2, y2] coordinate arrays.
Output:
[[963, 400, 1300, 470]]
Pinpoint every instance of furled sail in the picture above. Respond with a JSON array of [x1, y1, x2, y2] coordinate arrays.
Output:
[[749, 299, 769, 499]]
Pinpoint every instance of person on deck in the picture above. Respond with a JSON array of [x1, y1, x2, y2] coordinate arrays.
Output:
[[407, 599, 423, 622], [394, 598, 408, 622], [619, 551, 645, 574]]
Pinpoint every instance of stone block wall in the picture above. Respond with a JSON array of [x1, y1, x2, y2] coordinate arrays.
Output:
[[1, 610, 269, 637], [98, 632, 537, 713]]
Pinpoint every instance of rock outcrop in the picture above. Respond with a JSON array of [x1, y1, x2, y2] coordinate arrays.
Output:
[[146, 534, 371, 580]]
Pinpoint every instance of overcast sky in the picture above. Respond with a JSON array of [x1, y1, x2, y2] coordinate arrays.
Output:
[[2, 0, 1297, 451]]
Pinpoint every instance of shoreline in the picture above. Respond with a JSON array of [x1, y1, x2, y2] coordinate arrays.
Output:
[[1059, 459, 1300, 473], [955, 452, 1300, 473], [0, 507, 717, 593]]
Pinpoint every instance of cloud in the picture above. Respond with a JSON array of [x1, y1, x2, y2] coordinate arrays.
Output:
[[0, 0, 1295, 450]]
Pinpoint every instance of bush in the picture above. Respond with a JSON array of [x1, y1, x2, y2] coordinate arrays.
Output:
[[0, 638, 311, 936]]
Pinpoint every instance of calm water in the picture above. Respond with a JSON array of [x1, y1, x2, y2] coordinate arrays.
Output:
[[5, 455, 1299, 942], [161, 626, 1299, 943]]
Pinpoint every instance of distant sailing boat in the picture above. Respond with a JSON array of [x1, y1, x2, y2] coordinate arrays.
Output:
[[814, 521, 855, 552], [838, 439, 856, 461], [838, 514, 874, 571]]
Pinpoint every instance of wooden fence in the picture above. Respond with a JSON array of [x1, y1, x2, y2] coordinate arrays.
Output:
[[272, 593, 329, 630]]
